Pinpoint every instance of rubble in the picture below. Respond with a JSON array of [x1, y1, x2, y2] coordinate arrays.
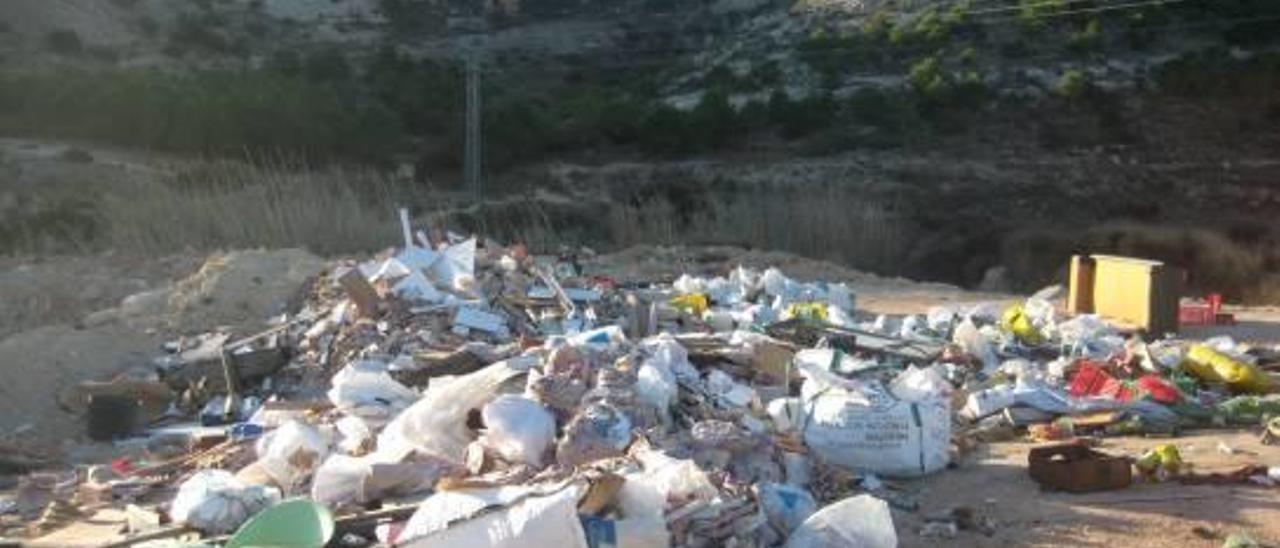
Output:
[[17, 215, 1280, 546]]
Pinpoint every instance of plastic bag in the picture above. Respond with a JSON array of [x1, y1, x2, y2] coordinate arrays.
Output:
[[952, 318, 998, 372], [926, 306, 956, 333], [171, 470, 280, 534], [479, 395, 556, 467], [759, 482, 817, 534], [1184, 344, 1272, 394], [616, 448, 718, 524], [640, 334, 700, 383], [635, 357, 677, 422], [1001, 304, 1043, 345], [336, 416, 373, 455], [256, 420, 330, 492], [889, 366, 952, 403], [556, 402, 633, 466], [787, 494, 897, 548], [311, 454, 373, 507], [378, 357, 534, 464], [328, 360, 419, 418]]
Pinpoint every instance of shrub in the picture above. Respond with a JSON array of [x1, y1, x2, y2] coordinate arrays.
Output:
[[45, 30, 83, 55], [908, 56, 947, 98], [1056, 69, 1089, 99], [1068, 19, 1102, 53]]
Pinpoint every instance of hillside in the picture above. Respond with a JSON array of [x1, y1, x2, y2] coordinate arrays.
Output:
[[0, 0, 1278, 298]]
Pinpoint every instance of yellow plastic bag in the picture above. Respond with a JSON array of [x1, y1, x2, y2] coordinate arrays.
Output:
[[670, 294, 709, 317], [1135, 443, 1182, 480], [1001, 304, 1042, 346], [1184, 344, 1272, 394], [784, 302, 829, 323]]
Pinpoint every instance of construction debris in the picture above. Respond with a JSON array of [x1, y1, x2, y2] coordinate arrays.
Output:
[[17, 212, 1280, 546]]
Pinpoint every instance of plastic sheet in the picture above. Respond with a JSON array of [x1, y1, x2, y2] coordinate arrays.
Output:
[[378, 357, 535, 464], [171, 470, 280, 534]]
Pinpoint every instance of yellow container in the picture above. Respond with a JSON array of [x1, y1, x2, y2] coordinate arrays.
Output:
[[1184, 344, 1272, 394], [1001, 304, 1043, 345]]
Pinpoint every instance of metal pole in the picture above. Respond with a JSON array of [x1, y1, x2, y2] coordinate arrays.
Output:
[[464, 52, 483, 205]]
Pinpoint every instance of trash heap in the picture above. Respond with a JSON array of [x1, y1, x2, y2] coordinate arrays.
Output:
[[26, 215, 1280, 547]]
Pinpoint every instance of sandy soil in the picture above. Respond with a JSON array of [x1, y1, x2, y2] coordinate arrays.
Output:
[[897, 430, 1280, 548]]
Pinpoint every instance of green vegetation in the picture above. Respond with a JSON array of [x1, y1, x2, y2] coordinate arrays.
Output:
[[1055, 69, 1089, 99], [0, 69, 401, 163], [1068, 19, 1102, 54]]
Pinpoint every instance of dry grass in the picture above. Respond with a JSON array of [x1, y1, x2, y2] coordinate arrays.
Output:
[[98, 160, 433, 256], [1002, 222, 1279, 302], [608, 185, 913, 276]]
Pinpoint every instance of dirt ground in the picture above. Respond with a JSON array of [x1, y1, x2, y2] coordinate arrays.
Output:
[[895, 430, 1280, 548]]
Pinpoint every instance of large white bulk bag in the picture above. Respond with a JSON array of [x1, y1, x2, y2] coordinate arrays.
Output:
[[797, 360, 950, 478]]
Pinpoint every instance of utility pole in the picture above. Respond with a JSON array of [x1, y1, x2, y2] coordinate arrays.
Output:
[[464, 48, 483, 205]]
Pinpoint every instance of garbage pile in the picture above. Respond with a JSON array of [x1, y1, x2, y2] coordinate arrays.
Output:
[[21, 212, 1280, 546]]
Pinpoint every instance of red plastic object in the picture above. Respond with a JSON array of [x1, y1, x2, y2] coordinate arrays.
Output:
[[1180, 293, 1233, 326], [1069, 361, 1135, 402], [110, 457, 135, 476], [1136, 375, 1181, 404]]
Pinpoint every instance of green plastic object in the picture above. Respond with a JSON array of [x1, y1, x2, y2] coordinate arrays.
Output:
[[226, 499, 335, 548]]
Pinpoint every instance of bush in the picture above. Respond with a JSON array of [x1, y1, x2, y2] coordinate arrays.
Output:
[[1068, 19, 1102, 53], [1018, 0, 1067, 29], [45, 30, 83, 55], [1056, 69, 1089, 99], [908, 56, 947, 98]]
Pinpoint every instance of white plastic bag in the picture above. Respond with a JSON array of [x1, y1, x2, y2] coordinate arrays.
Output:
[[336, 415, 374, 455], [889, 366, 952, 403], [953, 318, 999, 372], [635, 358, 677, 421], [479, 395, 556, 466], [171, 470, 280, 534], [798, 362, 950, 478], [311, 454, 373, 507], [641, 334, 699, 383], [328, 360, 419, 418], [256, 420, 330, 492], [617, 448, 718, 523], [378, 357, 534, 464], [787, 495, 897, 548], [759, 482, 817, 534]]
